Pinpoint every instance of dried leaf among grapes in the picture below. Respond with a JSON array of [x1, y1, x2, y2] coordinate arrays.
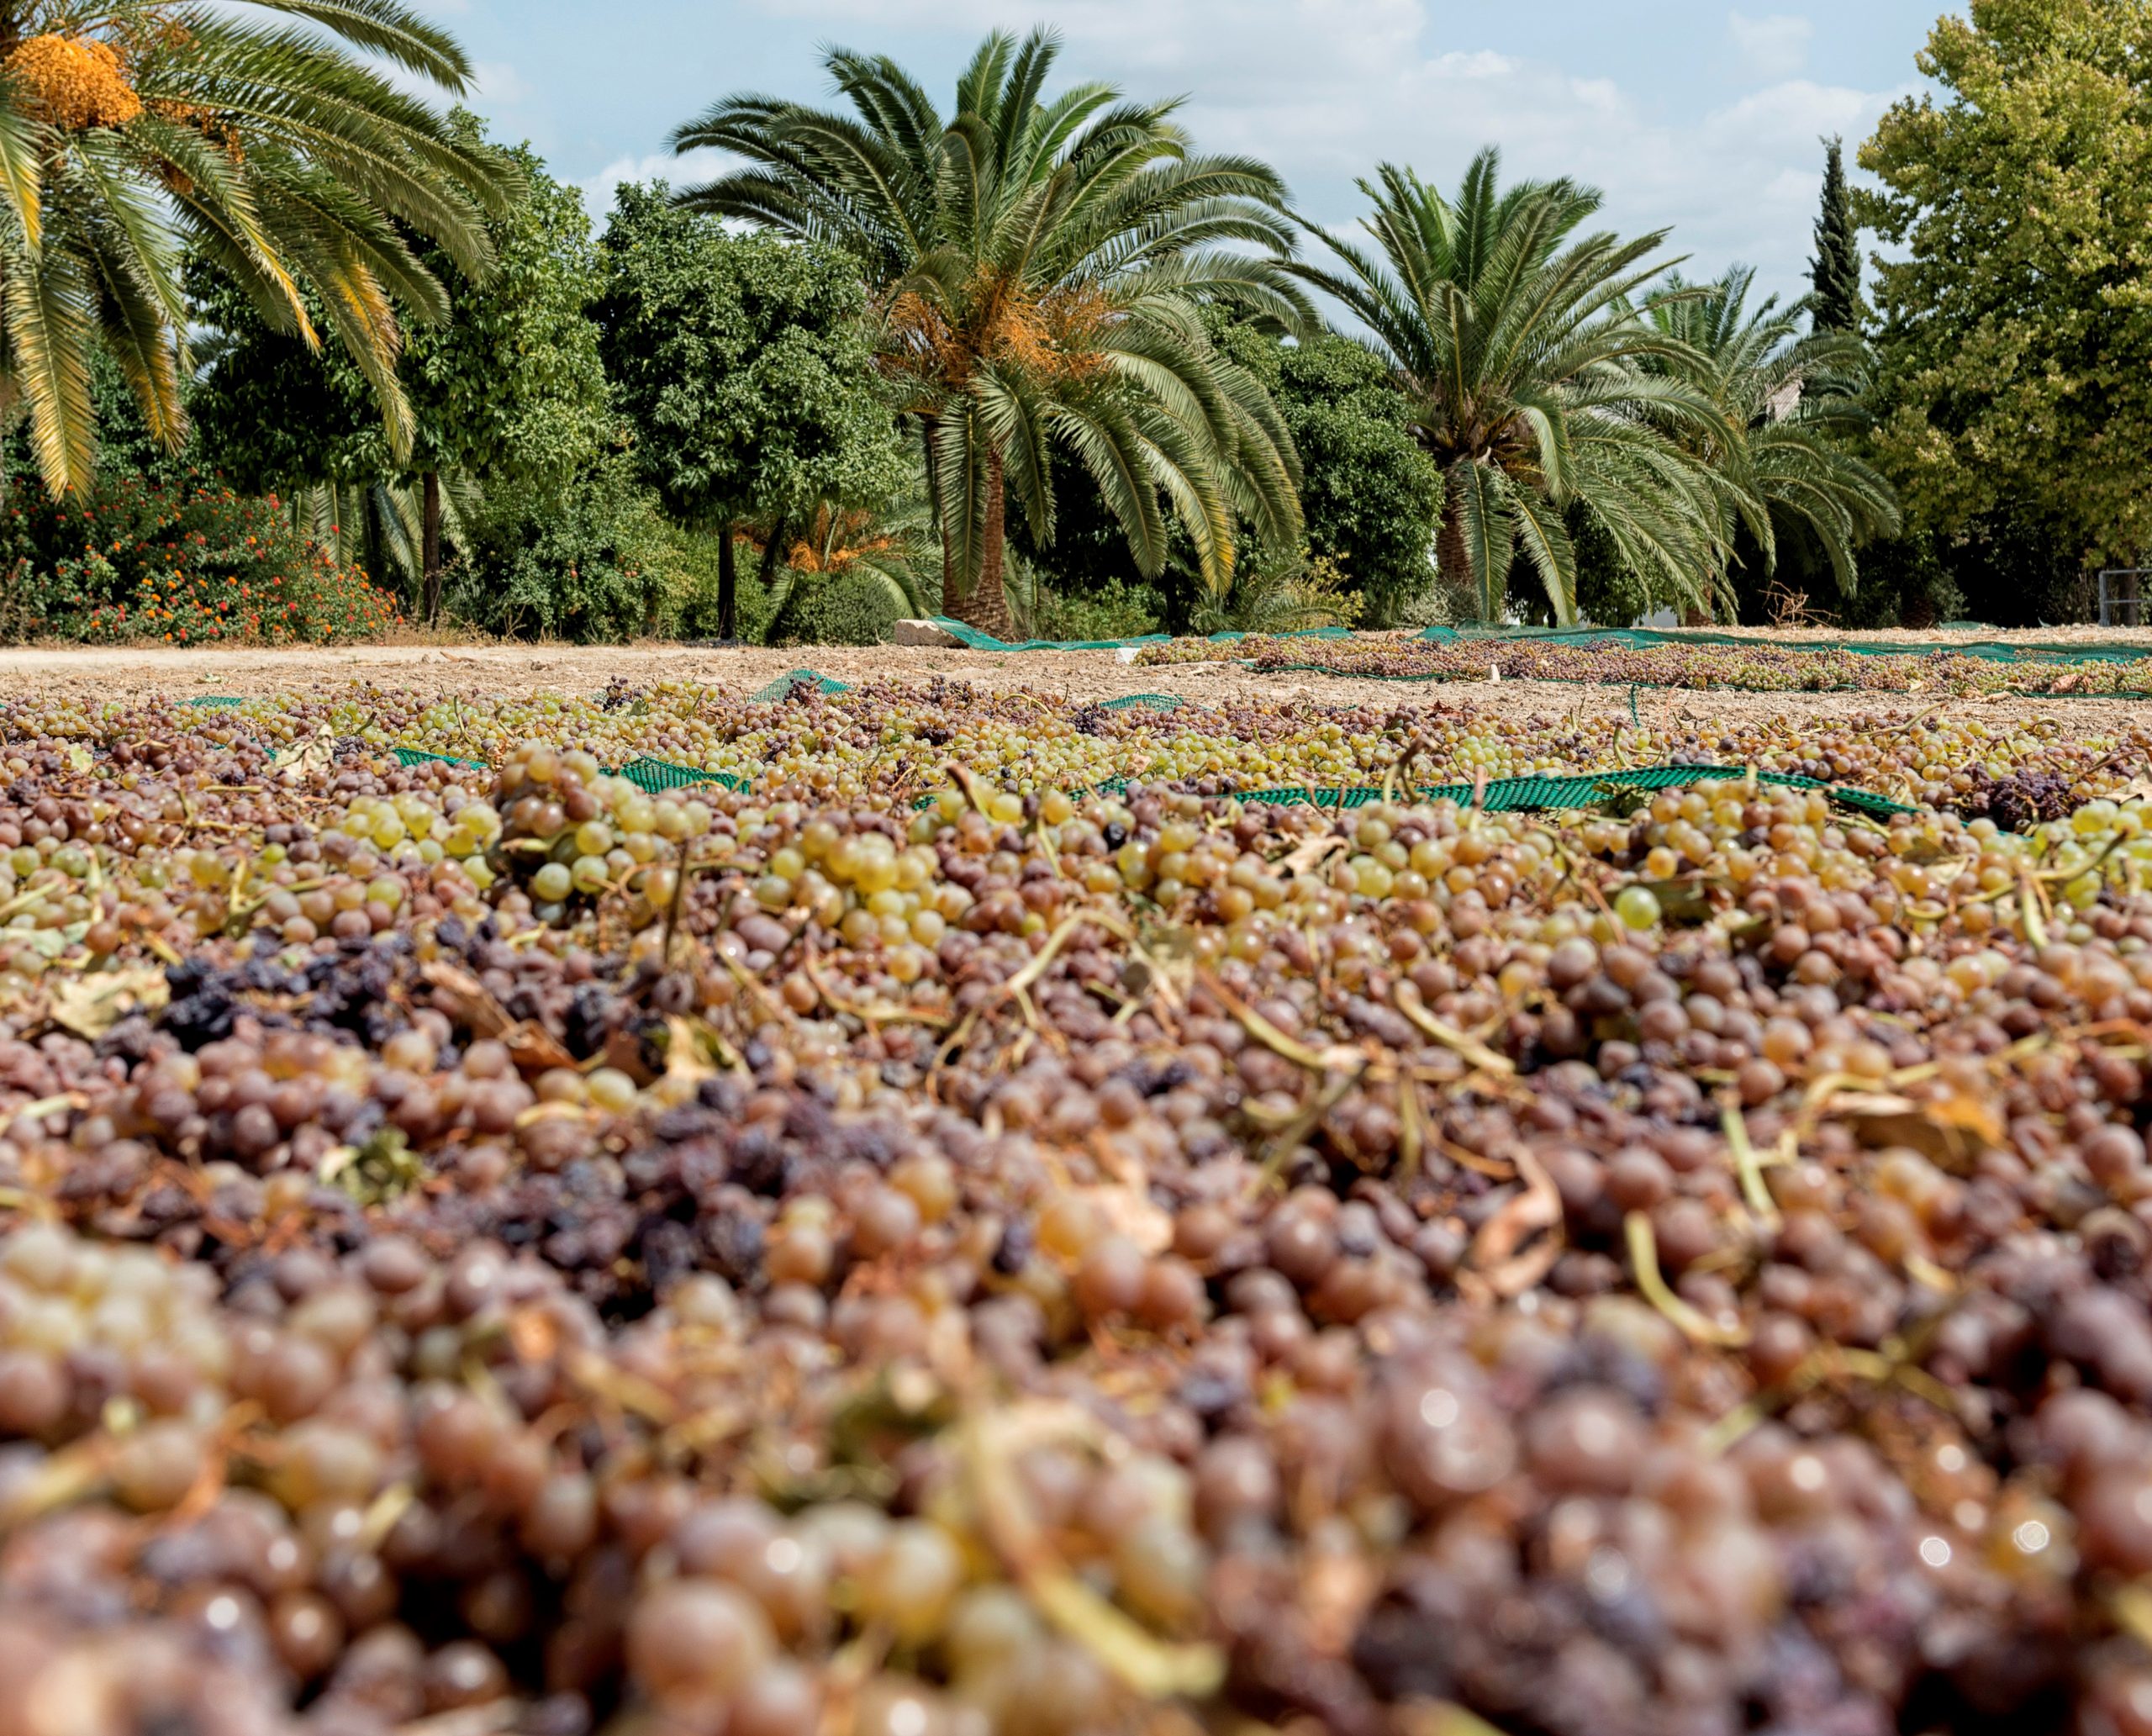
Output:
[[47, 965, 167, 1038]]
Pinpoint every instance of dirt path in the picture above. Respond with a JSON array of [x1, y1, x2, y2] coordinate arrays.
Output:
[[0, 641, 2148, 739]]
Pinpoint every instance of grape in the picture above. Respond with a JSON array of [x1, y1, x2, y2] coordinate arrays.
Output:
[[0, 673, 2147, 1736]]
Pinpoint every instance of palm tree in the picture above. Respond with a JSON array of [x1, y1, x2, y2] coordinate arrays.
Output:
[[1289, 150, 1733, 624], [749, 488, 940, 621], [669, 28, 1305, 636], [1643, 267, 1898, 606], [0, 0, 515, 495]]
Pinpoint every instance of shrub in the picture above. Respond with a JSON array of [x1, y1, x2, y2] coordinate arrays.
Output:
[[668, 530, 778, 642], [0, 475, 399, 643], [443, 455, 667, 641], [1191, 551, 1362, 635], [1017, 574, 1160, 642], [768, 570, 902, 646]]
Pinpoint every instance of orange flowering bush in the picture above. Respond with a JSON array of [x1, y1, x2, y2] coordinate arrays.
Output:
[[3, 476, 401, 644]]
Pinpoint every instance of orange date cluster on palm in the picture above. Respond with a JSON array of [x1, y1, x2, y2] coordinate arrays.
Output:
[[5, 33, 142, 130], [0, 689, 2150, 1736]]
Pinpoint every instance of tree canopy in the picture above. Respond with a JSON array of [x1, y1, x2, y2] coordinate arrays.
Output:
[[1861, 0, 2152, 567], [1210, 317, 1443, 623], [196, 117, 605, 497], [0, 0, 516, 495], [591, 182, 905, 640], [1290, 150, 1733, 624], [1642, 268, 1898, 604], [671, 27, 1305, 636], [182, 118, 693, 638], [1808, 137, 1861, 334]]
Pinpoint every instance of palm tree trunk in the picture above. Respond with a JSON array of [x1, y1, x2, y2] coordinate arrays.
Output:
[[951, 447, 1014, 639], [716, 520, 737, 641], [920, 418, 950, 619], [1437, 496, 1473, 619], [421, 471, 443, 625]]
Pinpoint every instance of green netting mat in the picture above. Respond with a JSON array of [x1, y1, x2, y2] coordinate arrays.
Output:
[[749, 668, 853, 702], [616, 757, 744, 794], [1226, 764, 1912, 819], [393, 746, 741, 794], [1420, 623, 2152, 666], [926, 617, 1353, 653], [185, 696, 245, 709], [914, 762, 1912, 818], [1098, 694, 1183, 713]]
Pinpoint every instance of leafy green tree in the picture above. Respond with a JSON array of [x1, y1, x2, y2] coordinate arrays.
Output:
[[0, 1, 514, 496], [193, 118, 610, 620], [1642, 268, 1898, 604], [1808, 137, 1862, 333], [1859, 0, 2152, 571], [1211, 318, 1443, 623], [1289, 150, 1728, 623], [591, 182, 904, 641], [671, 28, 1305, 636]]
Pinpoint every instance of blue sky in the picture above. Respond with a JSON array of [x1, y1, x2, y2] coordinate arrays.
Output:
[[420, 0, 1946, 303]]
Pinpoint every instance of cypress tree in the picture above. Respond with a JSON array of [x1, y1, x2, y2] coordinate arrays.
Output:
[[1809, 135, 1862, 332]]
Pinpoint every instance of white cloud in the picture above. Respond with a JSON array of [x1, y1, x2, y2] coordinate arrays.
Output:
[[574, 148, 736, 219], [1728, 12, 1814, 82], [739, 0, 1903, 298], [471, 61, 530, 105]]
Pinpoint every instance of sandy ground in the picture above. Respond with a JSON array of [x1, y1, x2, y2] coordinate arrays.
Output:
[[0, 640, 2148, 739]]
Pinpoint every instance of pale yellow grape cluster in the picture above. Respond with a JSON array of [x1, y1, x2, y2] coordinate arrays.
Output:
[[331, 789, 503, 887]]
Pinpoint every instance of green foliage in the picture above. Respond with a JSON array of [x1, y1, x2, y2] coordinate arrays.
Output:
[[196, 119, 608, 502], [1290, 150, 1731, 625], [1190, 551, 1361, 635], [397, 124, 613, 498], [1210, 319, 1443, 624], [1005, 312, 1438, 632], [669, 531, 778, 643], [593, 184, 903, 532], [768, 571, 904, 646], [1641, 268, 1898, 608], [1809, 138, 1863, 333], [441, 448, 667, 642], [1570, 506, 1654, 627], [0, 475, 399, 643], [675, 29, 1305, 634], [0, 1, 514, 497], [1016, 576, 1161, 643], [195, 119, 642, 628], [1859, 0, 2152, 571], [764, 494, 939, 623]]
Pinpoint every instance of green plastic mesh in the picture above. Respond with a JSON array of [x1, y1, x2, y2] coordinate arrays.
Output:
[[926, 617, 1353, 653], [614, 757, 741, 794], [185, 696, 245, 710], [749, 668, 853, 702], [1420, 623, 2152, 667], [1097, 694, 1184, 713], [913, 762, 1914, 817], [393, 745, 740, 794]]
